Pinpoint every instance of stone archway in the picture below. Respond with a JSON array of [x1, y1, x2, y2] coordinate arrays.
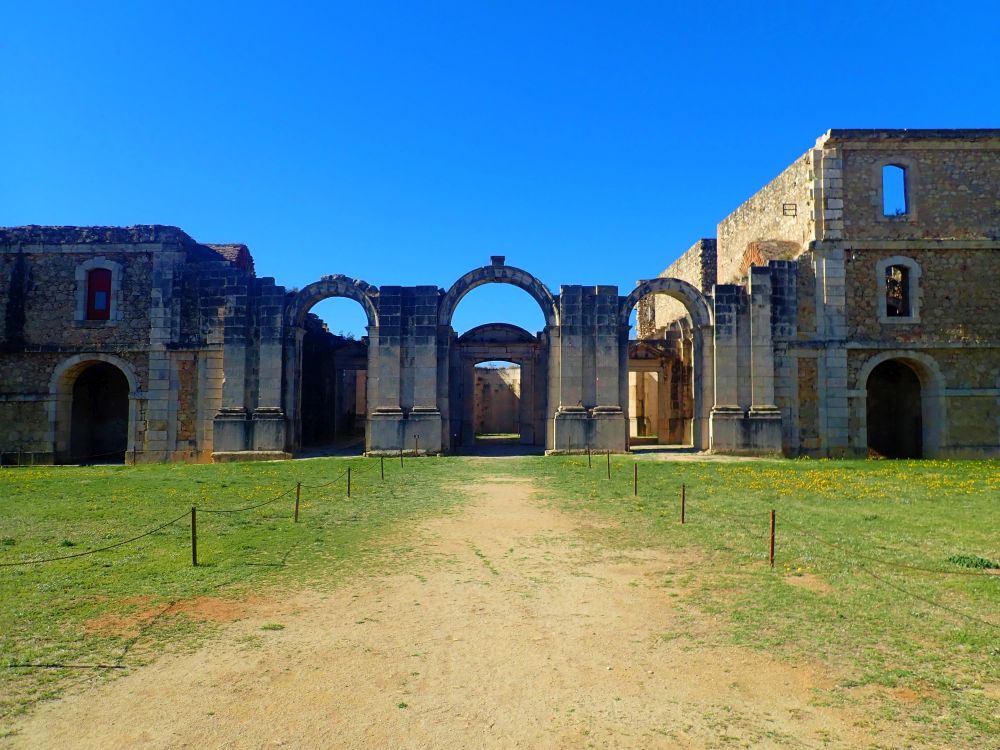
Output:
[[618, 278, 715, 451], [286, 275, 379, 329], [439, 261, 559, 329], [283, 276, 379, 455], [867, 360, 922, 458], [49, 354, 140, 464], [855, 351, 945, 458], [438, 261, 558, 453]]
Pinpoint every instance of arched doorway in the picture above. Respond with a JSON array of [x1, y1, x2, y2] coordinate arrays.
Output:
[[69, 362, 130, 463], [619, 278, 714, 451], [439, 261, 557, 453], [284, 276, 379, 456], [866, 359, 923, 458]]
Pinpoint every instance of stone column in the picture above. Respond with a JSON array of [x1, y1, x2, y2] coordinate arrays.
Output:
[[551, 286, 587, 452], [709, 284, 744, 451], [403, 286, 442, 454], [212, 270, 251, 455], [746, 266, 782, 452], [367, 286, 404, 452], [145, 252, 180, 460], [251, 278, 288, 454], [814, 246, 850, 456]]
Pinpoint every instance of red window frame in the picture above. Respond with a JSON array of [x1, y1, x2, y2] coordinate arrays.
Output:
[[86, 268, 112, 320]]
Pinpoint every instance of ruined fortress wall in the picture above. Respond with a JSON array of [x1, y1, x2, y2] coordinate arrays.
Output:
[[716, 153, 816, 285], [0, 228, 243, 462], [845, 247, 999, 343], [835, 136, 1000, 241]]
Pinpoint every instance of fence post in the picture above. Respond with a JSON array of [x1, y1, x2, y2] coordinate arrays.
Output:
[[191, 506, 198, 567], [681, 483, 686, 524], [347, 467, 352, 498], [769, 509, 776, 568], [414, 434, 419, 456], [587, 447, 592, 468], [633, 463, 638, 496], [294, 482, 301, 522], [380, 455, 384, 480], [606, 450, 611, 480], [399, 447, 403, 468]]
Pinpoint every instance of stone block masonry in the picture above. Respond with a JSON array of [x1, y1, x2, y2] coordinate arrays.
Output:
[[2, 130, 996, 462]]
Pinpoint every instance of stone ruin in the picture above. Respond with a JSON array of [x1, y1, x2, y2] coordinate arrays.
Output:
[[1, 129, 998, 463]]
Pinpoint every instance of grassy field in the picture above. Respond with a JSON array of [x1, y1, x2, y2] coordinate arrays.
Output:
[[523, 455, 1000, 748], [0, 455, 466, 722], [1, 455, 998, 747]]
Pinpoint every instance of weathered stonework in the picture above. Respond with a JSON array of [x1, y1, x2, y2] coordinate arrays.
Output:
[[2, 130, 996, 462]]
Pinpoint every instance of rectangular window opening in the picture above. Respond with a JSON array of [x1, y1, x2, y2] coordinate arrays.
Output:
[[885, 266, 910, 317], [882, 164, 908, 216]]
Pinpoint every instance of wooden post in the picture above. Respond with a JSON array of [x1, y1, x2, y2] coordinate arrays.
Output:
[[633, 463, 638, 496], [769, 509, 776, 568], [681, 483, 686, 524], [294, 482, 301, 522], [131, 448, 137, 466], [399, 447, 403, 468], [587, 447, 592, 468], [380, 455, 384, 480], [415, 434, 419, 456], [347, 467, 352, 498], [606, 450, 611, 480], [191, 506, 198, 567]]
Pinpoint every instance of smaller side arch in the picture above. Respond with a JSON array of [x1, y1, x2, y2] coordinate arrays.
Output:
[[619, 277, 713, 330], [286, 275, 379, 329], [439, 265, 559, 329], [48, 354, 142, 462]]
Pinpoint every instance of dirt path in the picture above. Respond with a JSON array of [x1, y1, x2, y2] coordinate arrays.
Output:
[[9, 473, 879, 749]]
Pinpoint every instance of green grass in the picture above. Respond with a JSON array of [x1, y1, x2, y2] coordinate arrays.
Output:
[[0, 455, 466, 720], [2, 454, 998, 748], [517, 455, 1000, 749]]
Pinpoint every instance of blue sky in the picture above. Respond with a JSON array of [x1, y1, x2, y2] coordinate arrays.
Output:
[[4, 1, 999, 336]]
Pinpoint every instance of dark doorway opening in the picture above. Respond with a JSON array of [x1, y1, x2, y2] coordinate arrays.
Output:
[[867, 360, 923, 459], [300, 313, 368, 456], [70, 362, 129, 463]]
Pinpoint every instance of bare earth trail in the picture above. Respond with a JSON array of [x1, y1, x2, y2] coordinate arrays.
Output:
[[10, 470, 881, 749]]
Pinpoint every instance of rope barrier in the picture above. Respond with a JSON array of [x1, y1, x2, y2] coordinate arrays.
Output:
[[0, 511, 189, 567], [198, 486, 296, 514]]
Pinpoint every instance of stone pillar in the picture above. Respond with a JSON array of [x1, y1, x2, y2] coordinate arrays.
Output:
[[251, 278, 288, 454], [709, 284, 744, 450], [367, 286, 404, 452], [145, 252, 180, 461], [590, 286, 627, 452], [814, 246, 850, 456], [402, 286, 442, 455], [551, 286, 587, 452], [213, 270, 251, 455], [746, 266, 782, 452]]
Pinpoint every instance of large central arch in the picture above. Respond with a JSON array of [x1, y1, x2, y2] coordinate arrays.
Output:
[[618, 277, 715, 451], [438, 262, 557, 453], [439, 262, 559, 329]]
